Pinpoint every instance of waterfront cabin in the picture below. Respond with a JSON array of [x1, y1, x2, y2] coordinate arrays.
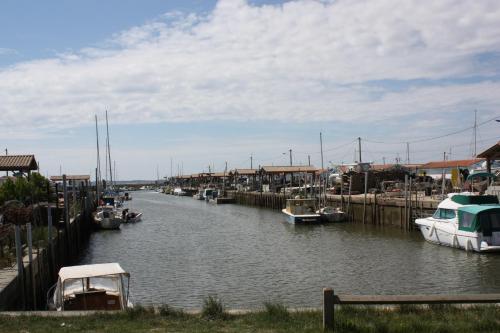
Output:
[[48, 263, 131, 311]]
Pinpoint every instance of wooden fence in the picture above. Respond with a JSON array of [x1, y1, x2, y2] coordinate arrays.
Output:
[[322, 288, 500, 331]]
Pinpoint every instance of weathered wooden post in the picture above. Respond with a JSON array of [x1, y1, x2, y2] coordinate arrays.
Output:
[[340, 174, 344, 211], [62, 174, 71, 261], [347, 176, 352, 221], [47, 204, 55, 279], [363, 172, 368, 224], [27, 223, 36, 309], [323, 288, 334, 331], [14, 225, 26, 310], [404, 174, 408, 230]]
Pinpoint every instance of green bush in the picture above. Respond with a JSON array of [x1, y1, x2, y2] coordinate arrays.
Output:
[[201, 295, 227, 320], [0, 173, 50, 206]]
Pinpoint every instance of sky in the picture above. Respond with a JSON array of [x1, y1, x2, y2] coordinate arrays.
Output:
[[1, 0, 500, 180]]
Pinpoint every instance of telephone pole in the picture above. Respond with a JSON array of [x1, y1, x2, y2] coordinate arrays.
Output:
[[358, 137, 362, 163], [250, 154, 253, 169], [406, 142, 410, 165], [289, 149, 292, 166], [473, 110, 477, 157]]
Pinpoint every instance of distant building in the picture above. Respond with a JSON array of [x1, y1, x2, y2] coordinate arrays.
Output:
[[419, 159, 484, 180]]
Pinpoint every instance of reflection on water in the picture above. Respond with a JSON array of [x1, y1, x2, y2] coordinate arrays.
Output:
[[79, 191, 500, 308]]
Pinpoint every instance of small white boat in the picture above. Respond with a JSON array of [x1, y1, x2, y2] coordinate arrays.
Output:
[[193, 190, 205, 200], [47, 263, 132, 311], [94, 205, 122, 229], [415, 193, 500, 252], [203, 188, 217, 201], [173, 188, 187, 196], [282, 198, 321, 224], [317, 206, 346, 222]]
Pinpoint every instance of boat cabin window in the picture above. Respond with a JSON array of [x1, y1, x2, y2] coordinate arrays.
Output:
[[460, 212, 475, 229], [433, 209, 456, 219], [479, 211, 500, 236]]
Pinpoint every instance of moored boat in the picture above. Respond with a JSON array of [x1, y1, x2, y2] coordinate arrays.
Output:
[[317, 206, 346, 222], [94, 205, 122, 229], [121, 209, 143, 223], [415, 193, 500, 252], [47, 263, 132, 311], [282, 198, 321, 224]]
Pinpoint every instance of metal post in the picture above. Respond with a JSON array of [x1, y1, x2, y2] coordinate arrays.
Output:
[[289, 149, 292, 166], [15, 225, 26, 310]]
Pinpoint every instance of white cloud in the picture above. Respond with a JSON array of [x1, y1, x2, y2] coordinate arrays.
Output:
[[1, 0, 500, 139]]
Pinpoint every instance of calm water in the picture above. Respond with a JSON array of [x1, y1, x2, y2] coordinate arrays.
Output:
[[79, 191, 500, 309]]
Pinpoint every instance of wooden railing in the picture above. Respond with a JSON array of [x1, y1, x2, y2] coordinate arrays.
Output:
[[323, 288, 500, 331]]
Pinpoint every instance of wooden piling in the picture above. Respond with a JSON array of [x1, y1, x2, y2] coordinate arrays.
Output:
[[323, 288, 334, 331]]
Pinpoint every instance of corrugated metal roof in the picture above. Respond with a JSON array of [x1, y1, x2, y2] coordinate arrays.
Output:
[[0, 155, 37, 171], [477, 141, 500, 159], [50, 175, 90, 181], [420, 159, 483, 169], [261, 165, 318, 173]]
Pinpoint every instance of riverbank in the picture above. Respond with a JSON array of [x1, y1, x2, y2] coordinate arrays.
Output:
[[0, 304, 498, 332]]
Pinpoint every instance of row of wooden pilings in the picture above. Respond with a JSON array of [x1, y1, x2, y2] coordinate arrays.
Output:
[[229, 191, 439, 230], [0, 177, 96, 311]]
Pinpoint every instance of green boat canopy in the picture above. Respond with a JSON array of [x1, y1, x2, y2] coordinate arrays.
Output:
[[451, 195, 498, 205], [458, 206, 500, 232], [467, 172, 496, 181]]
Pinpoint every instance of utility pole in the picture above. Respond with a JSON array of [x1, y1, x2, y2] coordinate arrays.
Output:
[[406, 142, 410, 165], [358, 137, 362, 163], [473, 109, 477, 157], [5, 148, 8, 177], [382, 156, 386, 165], [250, 154, 253, 169], [289, 149, 292, 166], [308, 155, 311, 166]]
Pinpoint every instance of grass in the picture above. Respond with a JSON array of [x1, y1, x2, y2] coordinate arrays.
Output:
[[0, 304, 498, 333]]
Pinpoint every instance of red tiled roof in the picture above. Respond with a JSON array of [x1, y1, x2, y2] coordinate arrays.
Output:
[[420, 159, 483, 169], [261, 166, 318, 173]]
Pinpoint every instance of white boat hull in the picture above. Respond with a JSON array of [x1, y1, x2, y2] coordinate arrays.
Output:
[[282, 209, 322, 224], [415, 218, 500, 252]]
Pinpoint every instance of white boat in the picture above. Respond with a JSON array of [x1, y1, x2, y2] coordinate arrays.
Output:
[[94, 205, 122, 229], [282, 198, 322, 224], [47, 263, 132, 311], [317, 206, 346, 222], [173, 188, 187, 196], [415, 193, 500, 252], [203, 188, 217, 201], [193, 190, 204, 200]]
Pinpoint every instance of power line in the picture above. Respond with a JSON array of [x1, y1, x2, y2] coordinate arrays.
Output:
[[363, 115, 499, 145]]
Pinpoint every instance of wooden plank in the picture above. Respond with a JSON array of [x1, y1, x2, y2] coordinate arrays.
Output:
[[335, 294, 500, 305]]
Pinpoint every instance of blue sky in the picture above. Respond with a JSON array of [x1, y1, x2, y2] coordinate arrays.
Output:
[[1, 0, 500, 179]]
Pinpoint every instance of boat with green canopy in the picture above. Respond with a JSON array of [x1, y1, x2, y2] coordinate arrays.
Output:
[[415, 193, 500, 252]]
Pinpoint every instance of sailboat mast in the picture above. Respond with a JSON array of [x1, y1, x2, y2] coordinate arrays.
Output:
[[105, 110, 113, 187], [95, 115, 102, 200], [320, 132, 324, 206]]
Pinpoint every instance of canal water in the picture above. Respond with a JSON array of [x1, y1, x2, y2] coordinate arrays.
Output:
[[79, 191, 500, 309]]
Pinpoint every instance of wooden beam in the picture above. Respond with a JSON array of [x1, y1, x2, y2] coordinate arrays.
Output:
[[335, 294, 500, 304]]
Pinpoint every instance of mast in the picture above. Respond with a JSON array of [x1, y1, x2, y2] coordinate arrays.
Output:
[[473, 110, 477, 157], [320, 132, 324, 206], [105, 110, 113, 188], [95, 115, 102, 200]]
